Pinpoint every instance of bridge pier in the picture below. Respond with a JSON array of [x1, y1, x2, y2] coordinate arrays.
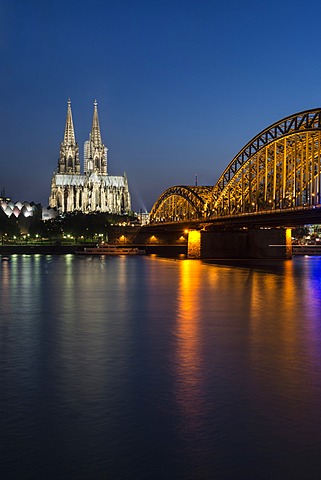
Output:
[[187, 230, 201, 258], [188, 228, 292, 259]]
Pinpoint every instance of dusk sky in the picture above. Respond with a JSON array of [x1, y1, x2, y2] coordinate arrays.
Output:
[[2, 0, 321, 212]]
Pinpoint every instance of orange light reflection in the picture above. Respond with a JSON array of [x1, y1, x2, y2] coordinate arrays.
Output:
[[174, 260, 206, 432]]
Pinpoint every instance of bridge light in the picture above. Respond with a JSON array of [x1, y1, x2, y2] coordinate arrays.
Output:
[[184, 229, 188, 234]]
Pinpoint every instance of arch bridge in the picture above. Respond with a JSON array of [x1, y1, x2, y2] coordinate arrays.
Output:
[[148, 108, 321, 258], [150, 108, 321, 224]]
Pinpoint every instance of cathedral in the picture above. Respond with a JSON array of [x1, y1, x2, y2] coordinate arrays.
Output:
[[49, 100, 131, 214]]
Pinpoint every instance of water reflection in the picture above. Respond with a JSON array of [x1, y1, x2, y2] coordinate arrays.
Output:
[[2, 255, 321, 479], [244, 258, 321, 462], [175, 260, 204, 418]]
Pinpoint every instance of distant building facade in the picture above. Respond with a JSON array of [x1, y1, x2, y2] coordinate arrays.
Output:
[[0, 198, 37, 218], [49, 100, 131, 214]]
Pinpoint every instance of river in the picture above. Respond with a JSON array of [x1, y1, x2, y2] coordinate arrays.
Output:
[[1, 254, 321, 479]]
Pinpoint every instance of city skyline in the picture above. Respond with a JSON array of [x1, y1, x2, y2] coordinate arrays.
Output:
[[2, 0, 321, 211]]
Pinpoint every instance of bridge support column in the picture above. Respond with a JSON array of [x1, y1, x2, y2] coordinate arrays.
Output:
[[187, 230, 201, 258], [200, 228, 292, 259], [285, 228, 292, 259]]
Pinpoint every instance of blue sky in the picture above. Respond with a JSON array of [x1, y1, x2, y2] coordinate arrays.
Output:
[[2, 0, 321, 211]]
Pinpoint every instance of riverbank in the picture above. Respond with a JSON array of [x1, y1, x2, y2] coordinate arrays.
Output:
[[0, 244, 81, 255], [0, 244, 187, 256]]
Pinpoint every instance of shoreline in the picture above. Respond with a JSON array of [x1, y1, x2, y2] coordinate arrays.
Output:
[[0, 244, 80, 255], [0, 244, 187, 256]]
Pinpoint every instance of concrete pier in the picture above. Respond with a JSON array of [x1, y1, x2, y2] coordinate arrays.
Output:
[[188, 227, 292, 259]]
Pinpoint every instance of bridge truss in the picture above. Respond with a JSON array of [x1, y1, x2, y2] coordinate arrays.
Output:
[[212, 109, 321, 216], [150, 108, 321, 223], [149, 186, 213, 222]]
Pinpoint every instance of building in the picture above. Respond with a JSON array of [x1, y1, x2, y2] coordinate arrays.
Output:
[[49, 100, 131, 214], [0, 198, 37, 218]]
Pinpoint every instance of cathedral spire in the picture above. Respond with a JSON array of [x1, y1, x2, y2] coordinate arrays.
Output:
[[91, 99, 102, 146], [58, 99, 80, 174], [84, 100, 108, 175], [63, 98, 76, 146]]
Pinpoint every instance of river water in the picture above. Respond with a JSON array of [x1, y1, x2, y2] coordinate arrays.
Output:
[[1, 254, 321, 479]]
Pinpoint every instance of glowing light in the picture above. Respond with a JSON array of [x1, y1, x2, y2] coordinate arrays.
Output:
[[286, 228, 292, 259], [187, 230, 201, 258]]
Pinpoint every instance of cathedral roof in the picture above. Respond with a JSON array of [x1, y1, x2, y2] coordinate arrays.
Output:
[[54, 174, 127, 188]]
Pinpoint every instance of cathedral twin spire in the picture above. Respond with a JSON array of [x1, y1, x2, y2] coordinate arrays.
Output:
[[63, 99, 76, 146], [58, 99, 107, 175], [85, 99, 108, 175], [91, 100, 102, 146]]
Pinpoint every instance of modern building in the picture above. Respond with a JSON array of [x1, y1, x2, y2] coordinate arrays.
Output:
[[49, 100, 131, 214], [0, 198, 37, 218]]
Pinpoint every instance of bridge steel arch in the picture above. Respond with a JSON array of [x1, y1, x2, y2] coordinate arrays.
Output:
[[149, 185, 213, 223], [149, 108, 321, 224], [211, 108, 321, 217]]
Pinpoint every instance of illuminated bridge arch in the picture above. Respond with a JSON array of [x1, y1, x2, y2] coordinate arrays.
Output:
[[211, 108, 321, 216], [150, 185, 213, 223]]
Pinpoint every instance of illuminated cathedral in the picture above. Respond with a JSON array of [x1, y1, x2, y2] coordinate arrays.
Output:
[[49, 100, 131, 214]]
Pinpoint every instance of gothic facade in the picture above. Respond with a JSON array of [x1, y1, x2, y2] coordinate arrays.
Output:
[[49, 100, 131, 214]]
